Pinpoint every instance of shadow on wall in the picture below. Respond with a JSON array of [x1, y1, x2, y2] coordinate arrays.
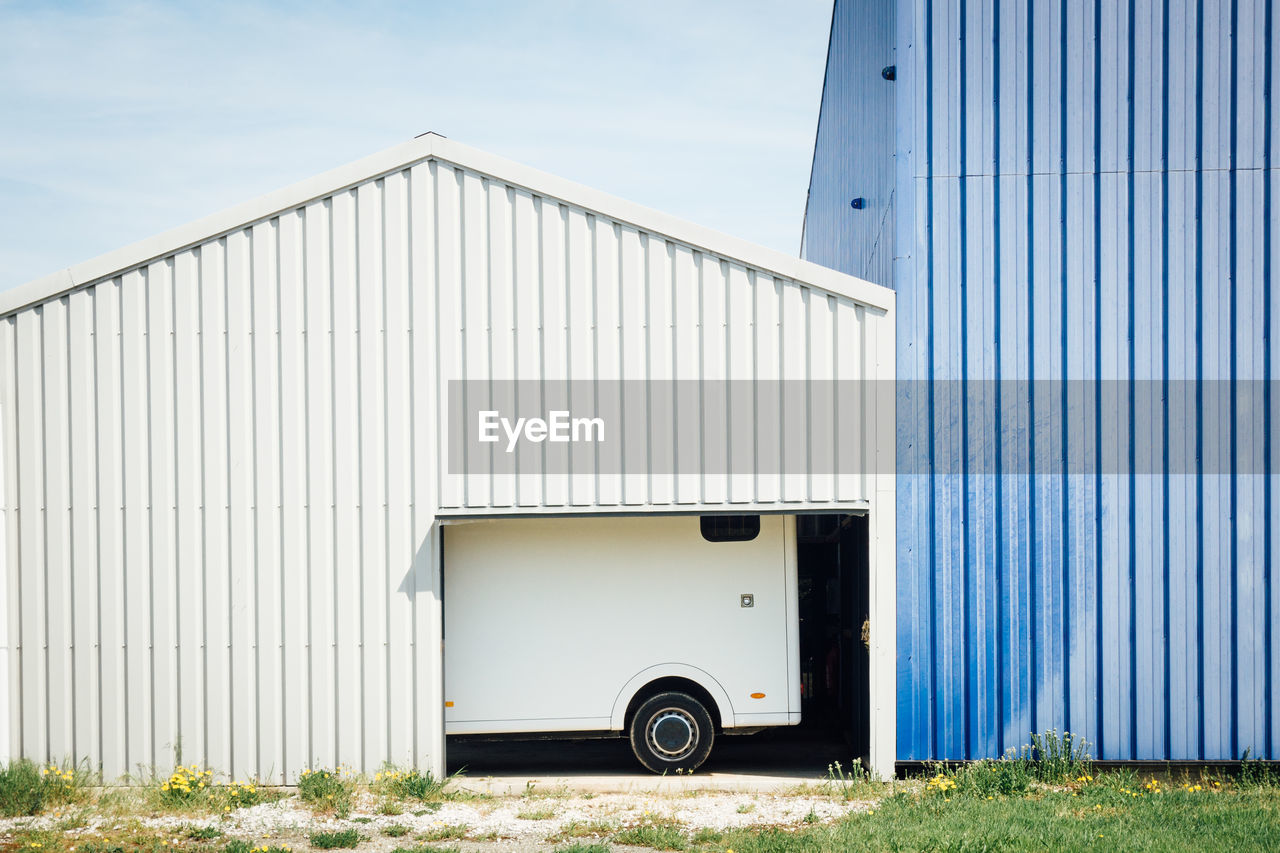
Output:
[[397, 523, 438, 599]]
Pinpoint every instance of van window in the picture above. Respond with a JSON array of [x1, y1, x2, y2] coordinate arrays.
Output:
[[700, 515, 761, 542]]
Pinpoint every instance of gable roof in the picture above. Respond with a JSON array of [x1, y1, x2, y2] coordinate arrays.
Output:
[[0, 133, 893, 318]]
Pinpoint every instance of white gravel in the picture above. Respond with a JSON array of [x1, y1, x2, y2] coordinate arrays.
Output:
[[0, 788, 878, 850]]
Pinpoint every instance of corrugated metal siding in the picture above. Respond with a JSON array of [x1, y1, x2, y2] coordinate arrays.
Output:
[[802, 0, 896, 288], [806, 0, 1278, 760], [0, 150, 892, 780], [0, 170, 447, 782], [433, 163, 886, 512]]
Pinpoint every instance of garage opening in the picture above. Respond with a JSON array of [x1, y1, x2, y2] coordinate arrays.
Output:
[[443, 513, 874, 779]]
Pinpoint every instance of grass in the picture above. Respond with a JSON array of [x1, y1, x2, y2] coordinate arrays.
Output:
[[415, 824, 468, 842], [225, 843, 292, 853], [547, 820, 617, 842], [0, 735, 1276, 853], [612, 815, 687, 850], [21, 822, 186, 853], [296, 767, 358, 818], [376, 798, 404, 815], [691, 827, 724, 843], [214, 779, 278, 811], [699, 781, 1280, 852], [371, 766, 449, 802], [145, 766, 279, 815], [521, 781, 572, 799], [0, 760, 49, 817], [153, 765, 215, 809], [516, 806, 557, 820], [307, 828, 362, 849], [0, 760, 93, 816], [822, 759, 876, 800], [52, 810, 91, 831]]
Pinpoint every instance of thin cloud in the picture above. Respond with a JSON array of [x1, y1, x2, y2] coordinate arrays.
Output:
[[0, 0, 831, 289]]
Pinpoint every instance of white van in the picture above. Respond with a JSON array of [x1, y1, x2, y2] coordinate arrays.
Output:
[[443, 514, 801, 772]]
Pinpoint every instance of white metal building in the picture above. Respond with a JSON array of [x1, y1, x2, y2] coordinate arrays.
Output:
[[0, 134, 896, 780]]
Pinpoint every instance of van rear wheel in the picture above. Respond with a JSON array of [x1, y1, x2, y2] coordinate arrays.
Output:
[[628, 691, 715, 774]]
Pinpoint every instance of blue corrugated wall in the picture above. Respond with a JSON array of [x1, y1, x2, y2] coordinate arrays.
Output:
[[805, 0, 1279, 761], [801, 0, 896, 285]]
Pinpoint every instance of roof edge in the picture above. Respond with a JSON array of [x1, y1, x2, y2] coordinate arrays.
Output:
[[800, 0, 840, 259], [1, 134, 893, 317], [0, 136, 437, 317], [429, 136, 892, 312]]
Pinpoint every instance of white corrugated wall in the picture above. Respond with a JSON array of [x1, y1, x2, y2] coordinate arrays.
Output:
[[0, 137, 894, 782]]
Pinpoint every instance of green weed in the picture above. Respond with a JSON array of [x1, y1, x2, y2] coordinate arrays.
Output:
[[296, 767, 357, 818], [516, 806, 557, 820], [372, 766, 448, 802], [307, 828, 362, 849], [0, 760, 93, 816], [547, 820, 616, 842], [613, 815, 686, 850], [1027, 728, 1095, 781], [415, 824, 468, 842]]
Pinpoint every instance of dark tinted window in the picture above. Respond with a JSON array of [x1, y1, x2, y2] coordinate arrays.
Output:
[[700, 515, 761, 542]]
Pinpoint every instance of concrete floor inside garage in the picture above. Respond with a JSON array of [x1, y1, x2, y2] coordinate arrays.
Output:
[[446, 724, 857, 794]]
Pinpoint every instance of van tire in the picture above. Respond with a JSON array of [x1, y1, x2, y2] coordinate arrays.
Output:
[[628, 691, 715, 774]]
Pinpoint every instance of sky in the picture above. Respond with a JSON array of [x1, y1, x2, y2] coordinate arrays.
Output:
[[0, 0, 833, 293]]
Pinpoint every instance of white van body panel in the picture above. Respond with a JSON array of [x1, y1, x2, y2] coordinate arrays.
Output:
[[443, 515, 799, 734]]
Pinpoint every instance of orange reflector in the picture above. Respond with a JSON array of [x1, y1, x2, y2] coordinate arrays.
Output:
[[444, 701, 454, 708], [750, 692, 766, 699]]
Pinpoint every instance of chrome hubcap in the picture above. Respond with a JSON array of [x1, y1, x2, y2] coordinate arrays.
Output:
[[647, 708, 697, 760]]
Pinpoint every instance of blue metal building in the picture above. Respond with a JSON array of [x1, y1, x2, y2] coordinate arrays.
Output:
[[804, 0, 1278, 761]]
